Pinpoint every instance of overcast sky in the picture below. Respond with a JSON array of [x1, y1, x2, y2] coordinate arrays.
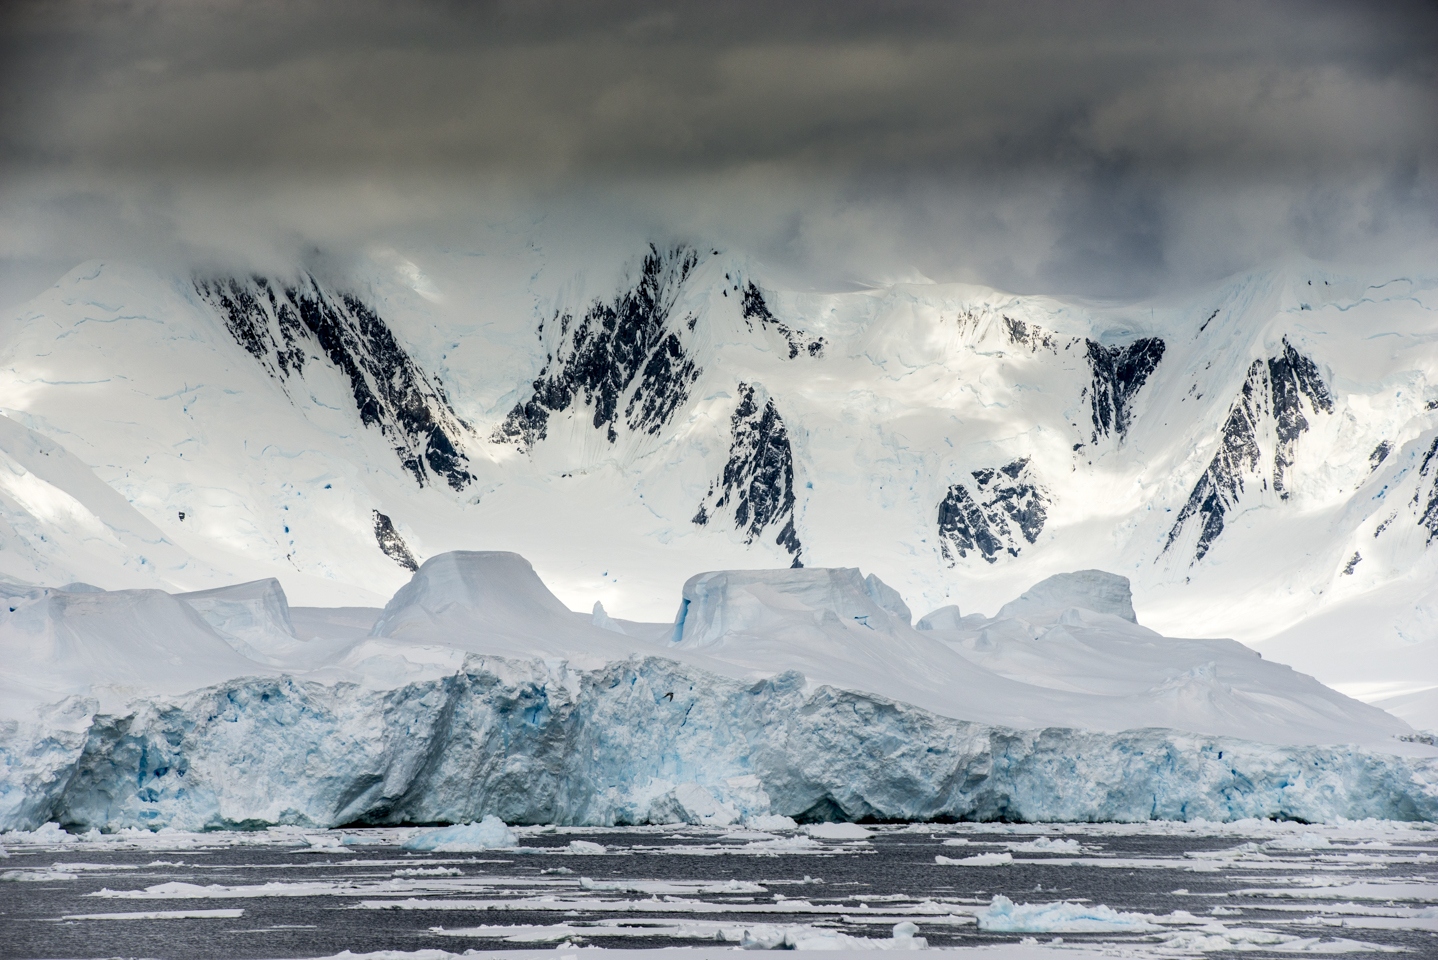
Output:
[[1, 0, 1434, 305]]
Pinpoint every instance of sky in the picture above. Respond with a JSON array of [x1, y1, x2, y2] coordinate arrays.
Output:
[[1, 0, 1435, 307]]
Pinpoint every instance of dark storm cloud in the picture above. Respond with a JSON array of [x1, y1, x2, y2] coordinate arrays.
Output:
[[1, 0, 1435, 301]]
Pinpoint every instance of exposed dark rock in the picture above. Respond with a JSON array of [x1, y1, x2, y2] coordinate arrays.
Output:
[[1084, 338, 1167, 442], [495, 245, 704, 447], [1413, 434, 1438, 543], [1002, 316, 1057, 353], [694, 383, 803, 566], [372, 511, 418, 572], [742, 281, 825, 360], [1369, 441, 1394, 472], [1268, 338, 1334, 500], [196, 276, 473, 491], [938, 458, 1050, 565], [1343, 552, 1362, 575], [1164, 339, 1332, 563]]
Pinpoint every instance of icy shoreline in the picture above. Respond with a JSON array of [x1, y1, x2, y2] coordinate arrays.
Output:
[[6, 653, 1438, 833]]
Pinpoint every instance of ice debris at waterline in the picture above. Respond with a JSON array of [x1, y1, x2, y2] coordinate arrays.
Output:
[[400, 816, 516, 852], [1, 550, 1436, 832], [977, 895, 1159, 934]]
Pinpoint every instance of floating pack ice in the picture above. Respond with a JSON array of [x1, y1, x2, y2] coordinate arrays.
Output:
[[401, 815, 516, 851], [977, 894, 1159, 933]]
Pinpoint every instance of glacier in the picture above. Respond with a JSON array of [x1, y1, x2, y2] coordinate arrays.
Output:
[[3, 550, 1436, 833]]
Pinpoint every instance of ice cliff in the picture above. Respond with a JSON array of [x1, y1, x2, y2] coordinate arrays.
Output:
[[3, 551, 1435, 832]]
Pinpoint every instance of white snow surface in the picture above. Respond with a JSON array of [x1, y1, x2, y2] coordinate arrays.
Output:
[[1, 254, 1436, 731], [2, 550, 1437, 832]]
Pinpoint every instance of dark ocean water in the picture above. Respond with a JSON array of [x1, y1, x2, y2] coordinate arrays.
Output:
[[3, 823, 1436, 959]]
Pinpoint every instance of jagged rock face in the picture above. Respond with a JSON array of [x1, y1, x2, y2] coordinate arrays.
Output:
[[1164, 338, 1333, 563], [938, 458, 1050, 565], [495, 245, 704, 447], [195, 276, 474, 491], [1415, 436, 1438, 543], [1084, 338, 1167, 442], [372, 511, 418, 572], [1268, 339, 1335, 499], [741, 281, 825, 359], [1000, 316, 1057, 353], [693, 384, 802, 566]]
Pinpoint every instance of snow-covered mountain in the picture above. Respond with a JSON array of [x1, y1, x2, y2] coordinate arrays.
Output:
[[1, 247, 1436, 724]]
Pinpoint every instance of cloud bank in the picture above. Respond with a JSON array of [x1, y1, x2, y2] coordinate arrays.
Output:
[[1, 0, 1434, 304]]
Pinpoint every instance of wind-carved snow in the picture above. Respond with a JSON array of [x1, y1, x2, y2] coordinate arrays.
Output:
[[1164, 338, 1334, 563], [494, 245, 704, 447], [997, 570, 1136, 623], [194, 275, 474, 491], [937, 458, 1050, 565], [372, 511, 419, 572], [692, 384, 803, 566]]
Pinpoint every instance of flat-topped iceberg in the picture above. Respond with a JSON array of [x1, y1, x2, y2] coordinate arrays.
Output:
[[1, 551, 1435, 832]]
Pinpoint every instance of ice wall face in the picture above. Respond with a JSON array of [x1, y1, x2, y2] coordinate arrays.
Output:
[[9, 657, 1438, 833], [195, 275, 474, 491], [2, 551, 1434, 830]]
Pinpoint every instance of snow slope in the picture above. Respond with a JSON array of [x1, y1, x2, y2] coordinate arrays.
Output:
[[1, 250, 1436, 725], [2, 551, 1434, 831]]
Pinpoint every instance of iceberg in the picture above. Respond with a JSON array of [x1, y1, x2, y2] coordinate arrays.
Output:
[[401, 816, 516, 851], [1, 552, 1436, 832], [977, 894, 1158, 933]]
